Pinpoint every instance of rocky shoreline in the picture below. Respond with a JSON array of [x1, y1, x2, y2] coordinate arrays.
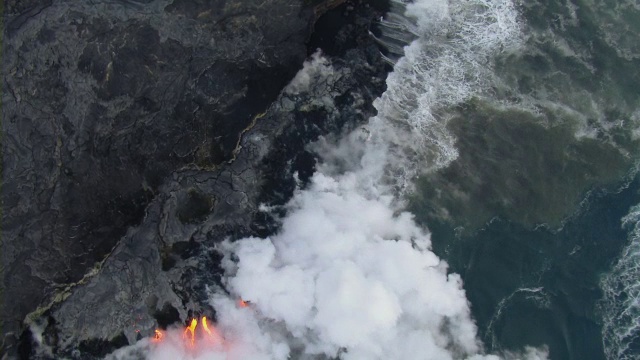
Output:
[[2, 0, 390, 358]]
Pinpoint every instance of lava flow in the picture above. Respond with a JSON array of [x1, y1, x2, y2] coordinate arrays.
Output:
[[184, 318, 198, 347], [201, 316, 223, 344], [153, 329, 164, 341], [152, 316, 224, 349]]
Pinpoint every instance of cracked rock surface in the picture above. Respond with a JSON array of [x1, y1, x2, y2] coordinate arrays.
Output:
[[2, 0, 389, 358], [2, 0, 317, 354]]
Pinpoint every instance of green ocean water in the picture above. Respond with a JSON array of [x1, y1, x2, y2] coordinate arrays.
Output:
[[406, 0, 640, 358], [413, 176, 640, 359]]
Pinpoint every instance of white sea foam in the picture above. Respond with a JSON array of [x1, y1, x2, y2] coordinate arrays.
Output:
[[631, 109, 640, 141], [600, 204, 640, 360], [487, 0, 640, 151], [106, 0, 548, 359], [371, 0, 523, 191]]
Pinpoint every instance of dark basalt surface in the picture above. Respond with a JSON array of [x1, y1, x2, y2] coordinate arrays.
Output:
[[2, 0, 389, 358]]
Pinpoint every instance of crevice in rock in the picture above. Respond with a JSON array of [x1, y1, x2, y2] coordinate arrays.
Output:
[[17, 328, 35, 360], [153, 303, 181, 330], [77, 332, 129, 359]]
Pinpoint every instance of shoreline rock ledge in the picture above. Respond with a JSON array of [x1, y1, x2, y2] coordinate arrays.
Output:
[[2, 0, 389, 358]]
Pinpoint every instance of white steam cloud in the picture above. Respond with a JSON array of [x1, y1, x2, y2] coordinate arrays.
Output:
[[284, 51, 334, 95], [108, 0, 548, 359], [219, 171, 480, 359]]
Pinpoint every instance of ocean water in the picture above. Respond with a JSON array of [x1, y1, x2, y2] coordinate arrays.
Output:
[[106, 0, 640, 359], [403, 0, 640, 358], [415, 177, 640, 359], [601, 201, 640, 359]]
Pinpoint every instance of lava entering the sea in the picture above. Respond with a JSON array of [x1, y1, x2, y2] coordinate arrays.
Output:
[[152, 329, 164, 343], [152, 316, 224, 349]]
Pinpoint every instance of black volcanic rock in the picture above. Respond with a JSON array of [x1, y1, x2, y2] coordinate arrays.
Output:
[[2, 0, 390, 358], [1, 0, 333, 355]]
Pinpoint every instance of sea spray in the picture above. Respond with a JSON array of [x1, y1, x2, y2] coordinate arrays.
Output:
[[370, 0, 523, 191]]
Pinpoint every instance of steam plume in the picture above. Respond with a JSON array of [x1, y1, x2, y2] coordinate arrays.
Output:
[[107, 0, 549, 359]]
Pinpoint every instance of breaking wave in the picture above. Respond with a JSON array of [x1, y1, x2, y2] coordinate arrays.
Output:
[[372, 0, 523, 191], [600, 204, 640, 360]]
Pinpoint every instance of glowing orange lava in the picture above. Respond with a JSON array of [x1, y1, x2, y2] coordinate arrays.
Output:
[[238, 299, 249, 308], [152, 329, 164, 342], [152, 316, 225, 348], [183, 318, 198, 347]]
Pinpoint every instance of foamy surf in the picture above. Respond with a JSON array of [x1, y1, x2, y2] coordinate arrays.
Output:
[[372, 0, 523, 192], [599, 204, 640, 360]]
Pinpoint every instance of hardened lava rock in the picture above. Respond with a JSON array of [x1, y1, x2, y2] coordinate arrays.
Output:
[[2, 0, 326, 355], [2, 0, 390, 358]]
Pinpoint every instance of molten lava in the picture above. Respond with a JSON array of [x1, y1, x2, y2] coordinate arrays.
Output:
[[238, 299, 249, 308], [152, 316, 225, 349], [202, 317, 213, 336], [152, 329, 164, 342], [183, 318, 198, 347]]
